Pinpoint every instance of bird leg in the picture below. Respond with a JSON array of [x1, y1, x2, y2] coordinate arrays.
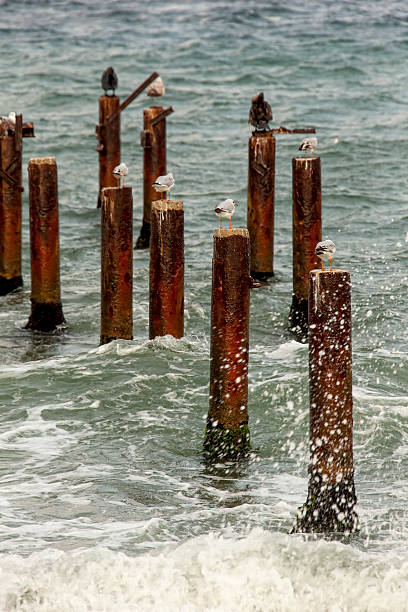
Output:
[[330, 258, 332, 271], [321, 261, 324, 271], [219, 218, 222, 229]]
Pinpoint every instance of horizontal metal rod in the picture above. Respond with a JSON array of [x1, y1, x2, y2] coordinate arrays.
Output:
[[271, 125, 316, 135]]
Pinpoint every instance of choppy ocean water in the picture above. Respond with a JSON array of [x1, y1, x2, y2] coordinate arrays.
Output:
[[0, 0, 408, 609]]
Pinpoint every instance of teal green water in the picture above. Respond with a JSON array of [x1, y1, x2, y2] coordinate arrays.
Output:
[[0, 1, 407, 609]]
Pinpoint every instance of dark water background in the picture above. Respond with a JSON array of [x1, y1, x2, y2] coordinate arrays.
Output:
[[0, 1, 407, 610]]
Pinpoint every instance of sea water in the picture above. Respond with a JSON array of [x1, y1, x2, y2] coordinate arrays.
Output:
[[0, 1, 407, 610]]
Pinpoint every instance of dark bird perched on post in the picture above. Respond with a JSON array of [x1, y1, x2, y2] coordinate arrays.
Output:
[[248, 92, 273, 131], [101, 67, 118, 96]]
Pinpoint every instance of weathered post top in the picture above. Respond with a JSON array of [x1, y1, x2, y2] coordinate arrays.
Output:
[[214, 227, 249, 238], [152, 199, 182, 212]]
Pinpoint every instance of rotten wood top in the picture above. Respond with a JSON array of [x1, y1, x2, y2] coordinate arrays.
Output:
[[214, 228, 249, 238], [311, 268, 349, 274], [28, 157, 56, 166], [152, 200, 183, 211], [293, 156, 320, 162]]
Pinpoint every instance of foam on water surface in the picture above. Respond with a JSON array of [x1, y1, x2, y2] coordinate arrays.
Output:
[[2, 531, 408, 612]]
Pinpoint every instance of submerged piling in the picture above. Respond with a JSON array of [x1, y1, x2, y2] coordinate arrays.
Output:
[[149, 200, 184, 339], [288, 155, 322, 340], [0, 113, 24, 294], [26, 157, 65, 331], [135, 106, 167, 249], [96, 95, 121, 208], [204, 229, 251, 460], [247, 131, 275, 280], [293, 269, 358, 533], [100, 186, 133, 345]]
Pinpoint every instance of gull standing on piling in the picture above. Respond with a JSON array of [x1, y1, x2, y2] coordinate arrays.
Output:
[[147, 76, 165, 105], [113, 162, 128, 186], [299, 137, 318, 158], [153, 173, 174, 200], [214, 199, 238, 229], [315, 239, 336, 270], [101, 67, 118, 96]]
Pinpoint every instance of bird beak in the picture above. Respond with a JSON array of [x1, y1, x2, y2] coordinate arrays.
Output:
[[234, 202, 238, 206]]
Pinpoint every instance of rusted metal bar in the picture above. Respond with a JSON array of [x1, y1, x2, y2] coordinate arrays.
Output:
[[293, 269, 358, 534], [96, 95, 121, 208], [107, 72, 159, 124], [149, 200, 184, 340], [204, 228, 251, 460], [288, 156, 322, 341], [247, 130, 275, 280], [25, 157, 65, 331], [271, 126, 316, 135], [22, 122, 35, 138], [0, 168, 23, 191], [100, 186, 133, 345], [135, 106, 167, 249], [0, 119, 23, 295], [150, 106, 174, 127]]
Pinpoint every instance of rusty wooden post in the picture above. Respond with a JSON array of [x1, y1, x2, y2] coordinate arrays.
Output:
[[149, 200, 184, 339], [135, 106, 167, 249], [26, 157, 65, 331], [204, 229, 251, 460], [0, 114, 23, 294], [288, 156, 322, 341], [100, 186, 133, 345], [96, 95, 121, 208], [293, 269, 358, 533], [247, 131, 275, 280]]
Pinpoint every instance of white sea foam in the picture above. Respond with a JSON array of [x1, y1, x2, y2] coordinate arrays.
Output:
[[1, 530, 408, 611]]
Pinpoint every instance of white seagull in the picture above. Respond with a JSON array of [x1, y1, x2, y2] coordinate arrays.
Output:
[[152, 173, 174, 200], [113, 162, 128, 186], [148, 76, 165, 104], [315, 239, 336, 271], [299, 137, 318, 158], [214, 199, 238, 229]]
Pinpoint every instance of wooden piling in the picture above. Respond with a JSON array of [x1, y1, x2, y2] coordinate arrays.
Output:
[[0, 114, 23, 294], [247, 131, 275, 279], [96, 95, 121, 208], [135, 106, 166, 249], [149, 200, 184, 339], [293, 269, 358, 533], [204, 229, 251, 460], [100, 186, 133, 345], [26, 157, 65, 331], [289, 156, 322, 340]]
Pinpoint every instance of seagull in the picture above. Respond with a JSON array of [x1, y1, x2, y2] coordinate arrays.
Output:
[[299, 137, 318, 158], [101, 67, 118, 96], [8, 112, 16, 125], [152, 173, 174, 200], [248, 92, 273, 131], [214, 199, 238, 229], [148, 76, 165, 105], [315, 240, 336, 271], [113, 162, 128, 186]]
